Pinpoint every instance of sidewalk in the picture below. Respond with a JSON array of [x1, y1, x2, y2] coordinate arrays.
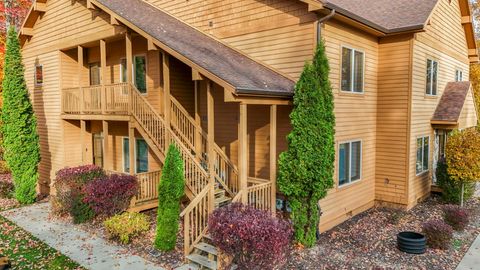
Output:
[[1, 203, 165, 270], [456, 234, 480, 270]]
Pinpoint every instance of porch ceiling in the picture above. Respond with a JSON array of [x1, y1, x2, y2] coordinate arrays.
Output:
[[94, 0, 295, 98]]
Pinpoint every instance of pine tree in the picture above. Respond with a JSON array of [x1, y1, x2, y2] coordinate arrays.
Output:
[[1, 26, 40, 204], [277, 39, 335, 247], [154, 144, 185, 251]]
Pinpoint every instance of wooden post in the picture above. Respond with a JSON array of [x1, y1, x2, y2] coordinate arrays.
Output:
[[126, 32, 133, 113], [129, 120, 135, 175], [78, 46, 84, 114], [80, 120, 86, 164], [207, 81, 215, 212], [163, 52, 171, 146], [194, 81, 202, 159], [238, 103, 248, 203], [100, 39, 107, 114], [270, 105, 277, 216], [103, 120, 110, 170]]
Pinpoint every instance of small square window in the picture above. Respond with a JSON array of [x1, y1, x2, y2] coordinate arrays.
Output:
[[34, 65, 43, 86]]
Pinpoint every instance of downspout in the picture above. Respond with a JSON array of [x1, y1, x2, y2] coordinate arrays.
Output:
[[317, 9, 336, 43]]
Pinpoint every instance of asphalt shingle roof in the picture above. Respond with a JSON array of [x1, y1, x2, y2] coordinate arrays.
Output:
[[432, 81, 472, 123]]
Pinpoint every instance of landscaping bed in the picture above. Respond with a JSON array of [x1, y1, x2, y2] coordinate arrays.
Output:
[[0, 215, 83, 270], [0, 174, 19, 211], [284, 195, 480, 270]]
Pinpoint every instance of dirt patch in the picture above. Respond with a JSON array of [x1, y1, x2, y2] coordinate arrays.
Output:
[[284, 195, 480, 270]]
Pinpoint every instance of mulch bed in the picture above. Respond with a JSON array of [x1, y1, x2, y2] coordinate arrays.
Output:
[[284, 194, 480, 270]]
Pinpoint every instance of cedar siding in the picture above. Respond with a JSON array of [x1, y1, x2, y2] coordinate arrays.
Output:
[[20, 0, 478, 235]]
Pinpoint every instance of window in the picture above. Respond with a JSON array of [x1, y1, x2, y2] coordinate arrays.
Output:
[[134, 55, 147, 93], [120, 58, 127, 83], [89, 63, 101, 86], [341, 47, 364, 93], [416, 136, 430, 175], [455, 69, 463, 82], [123, 138, 149, 173], [338, 140, 362, 186], [426, 59, 438, 95], [34, 65, 43, 86]]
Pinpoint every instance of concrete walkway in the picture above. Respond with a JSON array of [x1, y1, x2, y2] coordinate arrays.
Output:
[[1, 203, 165, 270], [456, 234, 480, 270]]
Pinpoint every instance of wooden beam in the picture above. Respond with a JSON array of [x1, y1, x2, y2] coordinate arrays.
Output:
[[102, 120, 110, 170], [147, 39, 158, 51], [87, 0, 96, 10], [78, 46, 84, 113], [125, 32, 133, 84], [21, 27, 34, 36], [80, 120, 86, 164], [100, 39, 107, 113], [461, 15, 471, 24], [163, 52, 171, 139], [194, 81, 202, 159], [192, 69, 203, 81], [34, 2, 47, 12], [207, 80, 215, 213], [224, 89, 292, 105], [110, 15, 120, 26], [269, 105, 277, 216], [238, 103, 248, 203], [129, 120, 135, 175], [469, 49, 478, 56]]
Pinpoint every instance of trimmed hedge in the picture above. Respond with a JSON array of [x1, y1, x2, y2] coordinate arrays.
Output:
[[104, 212, 150, 244], [209, 203, 293, 270]]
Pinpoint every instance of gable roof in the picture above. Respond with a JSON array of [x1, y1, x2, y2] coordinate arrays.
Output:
[[432, 81, 472, 123], [320, 0, 439, 33]]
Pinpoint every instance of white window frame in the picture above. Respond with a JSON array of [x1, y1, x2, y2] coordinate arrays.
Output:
[[416, 135, 430, 175], [34, 64, 43, 86], [133, 54, 148, 95], [341, 46, 365, 94], [426, 59, 438, 96], [455, 69, 463, 82], [338, 139, 363, 187]]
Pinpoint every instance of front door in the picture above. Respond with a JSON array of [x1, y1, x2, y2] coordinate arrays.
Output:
[[93, 133, 104, 168]]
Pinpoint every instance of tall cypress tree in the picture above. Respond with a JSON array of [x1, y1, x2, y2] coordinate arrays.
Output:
[[1, 26, 40, 204], [154, 144, 185, 251], [277, 39, 335, 247]]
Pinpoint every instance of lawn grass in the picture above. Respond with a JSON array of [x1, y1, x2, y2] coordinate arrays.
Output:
[[0, 215, 83, 270]]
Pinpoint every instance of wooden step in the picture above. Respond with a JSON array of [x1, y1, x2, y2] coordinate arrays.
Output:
[[195, 242, 218, 256], [214, 196, 231, 207], [214, 189, 225, 197], [186, 254, 217, 270]]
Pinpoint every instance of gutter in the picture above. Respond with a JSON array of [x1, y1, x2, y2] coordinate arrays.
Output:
[[317, 9, 336, 43], [235, 87, 294, 98]]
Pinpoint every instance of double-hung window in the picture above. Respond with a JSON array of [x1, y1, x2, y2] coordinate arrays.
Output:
[[341, 47, 364, 93], [416, 136, 430, 175], [455, 69, 463, 82], [338, 140, 362, 186], [426, 59, 438, 95]]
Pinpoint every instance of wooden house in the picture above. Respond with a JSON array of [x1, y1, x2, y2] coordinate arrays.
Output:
[[19, 0, 478, 266]]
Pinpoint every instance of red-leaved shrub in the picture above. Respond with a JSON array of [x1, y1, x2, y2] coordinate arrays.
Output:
[[208, 203, 293, 270], [423, 219, 453, 250], [83, 174, 138, 216], [52, 165, 105, 222], [442, 204, 469, 231]]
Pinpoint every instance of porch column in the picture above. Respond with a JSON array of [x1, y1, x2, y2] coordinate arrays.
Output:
[[129, 120, 135, 175], [163, 52, 171, 145], [103, 120, 110, 170], [78, 46, 84, 113], [269, 105, 277, 215], [194, 81, 202, 160], [100, 39, 107, 113], [207, 81, 215, 212], [238, 103, 248, 203], [126, 32, 133, 84], [80, 120, 86, 164]]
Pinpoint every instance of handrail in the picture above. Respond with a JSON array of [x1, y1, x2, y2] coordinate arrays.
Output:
[[246, 181, 273, 212], [180, 184, 211, 217]]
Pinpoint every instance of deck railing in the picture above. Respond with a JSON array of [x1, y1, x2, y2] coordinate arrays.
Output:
[[247, 181, 273, 212], [135, 170, 162, 204]]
